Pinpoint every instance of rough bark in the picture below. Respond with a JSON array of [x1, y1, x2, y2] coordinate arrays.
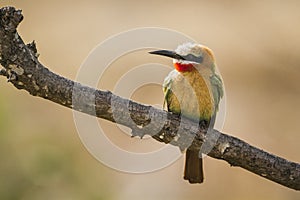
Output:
[[0, 7, 299, 190]]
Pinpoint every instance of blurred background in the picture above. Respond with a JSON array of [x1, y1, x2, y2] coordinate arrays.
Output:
[[0, 0, 299, 199]]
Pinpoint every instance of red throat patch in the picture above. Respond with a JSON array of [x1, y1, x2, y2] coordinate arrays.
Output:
[[174, 62, 195, 72]]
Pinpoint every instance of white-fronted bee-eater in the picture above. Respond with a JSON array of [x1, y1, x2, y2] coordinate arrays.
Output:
[[150, 43, 223, 183]]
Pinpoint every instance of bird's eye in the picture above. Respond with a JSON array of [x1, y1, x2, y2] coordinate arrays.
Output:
[[183, 54, 203, 63]]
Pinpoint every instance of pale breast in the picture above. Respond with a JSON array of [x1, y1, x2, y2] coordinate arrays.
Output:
[[163, 69, 214, 121]]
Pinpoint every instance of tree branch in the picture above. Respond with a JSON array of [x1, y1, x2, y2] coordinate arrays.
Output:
[[0, 7, 299, 190]]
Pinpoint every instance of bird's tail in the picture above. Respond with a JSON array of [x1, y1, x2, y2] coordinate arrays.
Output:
[[184, 148, 204, 183]]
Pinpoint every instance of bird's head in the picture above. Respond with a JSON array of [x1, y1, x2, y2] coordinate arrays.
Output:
[[149, 43, 216, 72]]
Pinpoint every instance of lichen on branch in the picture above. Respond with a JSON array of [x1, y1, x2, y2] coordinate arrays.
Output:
[[0, 6, 299, 190]]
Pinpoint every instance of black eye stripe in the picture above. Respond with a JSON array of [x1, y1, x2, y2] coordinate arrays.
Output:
[[182, 54, 203, 63]]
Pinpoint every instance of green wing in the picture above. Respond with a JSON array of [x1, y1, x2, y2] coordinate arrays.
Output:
[[163, 70, 181, 114], [163, 72, 173, 112], [163, 70, 223, 124], [210, 73, 223, 112]]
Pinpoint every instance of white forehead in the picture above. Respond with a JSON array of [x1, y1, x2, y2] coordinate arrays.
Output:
[[175, 43, 203, 56]]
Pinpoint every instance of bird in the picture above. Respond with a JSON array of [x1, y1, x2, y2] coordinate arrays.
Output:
[[149, 43, 223, 183]]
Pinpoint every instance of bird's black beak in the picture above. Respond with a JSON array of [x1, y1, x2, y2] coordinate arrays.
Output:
[[149, 50, 186, 60]]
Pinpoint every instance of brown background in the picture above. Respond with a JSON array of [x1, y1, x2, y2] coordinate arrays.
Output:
[[0, 0, 299, 199]]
